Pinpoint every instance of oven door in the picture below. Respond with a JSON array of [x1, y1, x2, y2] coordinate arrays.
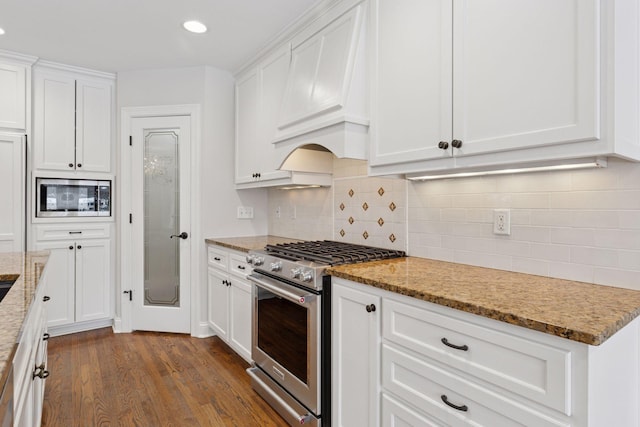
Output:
[[249, 272, 321, 415]]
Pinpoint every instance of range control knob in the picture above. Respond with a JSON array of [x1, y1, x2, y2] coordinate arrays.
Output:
[[301, 270, 313, 283], [270, 262, 282, 272], [253, 256, 265, 267], [291, 268, 302, 279], [245, 255, 254, 264]]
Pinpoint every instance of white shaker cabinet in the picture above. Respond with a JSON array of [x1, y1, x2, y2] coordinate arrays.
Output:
[[34, 223, 113, 335], [370, 0, 640, 176], [206, 245, 252, 362], [33, 63, 114, 174], [332, 279, 380, 427], [0, 61, 27, 131], [235, 45, 292, 186], [0, 134, 25, 253]]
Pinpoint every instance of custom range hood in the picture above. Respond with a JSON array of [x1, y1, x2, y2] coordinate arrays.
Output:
[[273, 0, 369, 171]]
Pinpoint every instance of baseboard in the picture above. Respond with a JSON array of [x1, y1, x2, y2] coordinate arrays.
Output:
[[48, 318, 114, 337], [192, 321, 215, 338]]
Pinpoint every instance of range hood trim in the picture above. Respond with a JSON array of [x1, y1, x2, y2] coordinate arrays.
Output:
[[235, 171, 333, 190]]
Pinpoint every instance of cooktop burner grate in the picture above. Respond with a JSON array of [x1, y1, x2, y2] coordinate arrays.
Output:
[[264, 240, 406, 266]]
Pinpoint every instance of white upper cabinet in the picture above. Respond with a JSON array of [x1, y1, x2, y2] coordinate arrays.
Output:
[[370, 0, 640, 176], [34, 63, 114, 174], [0, 134, 25, 252], [0, 62, 27, 130], [235, 45, 292, 186]]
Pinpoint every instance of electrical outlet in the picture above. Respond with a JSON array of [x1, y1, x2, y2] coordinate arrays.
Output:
[[237, 206, 254, 219], [275, 206, 281, 219], [493, 209, 511, 235]]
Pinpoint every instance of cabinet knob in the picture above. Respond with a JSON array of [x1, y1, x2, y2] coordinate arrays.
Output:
[[77, 163, 82, 168], [43, 333, 50, 341], [452, 139, 463, 149], [68, 163, 74, 168], [43, 296, 50, 302], [438, 141, 449, 150], [69, 245, 74, 250], [365, 303, 376, 313], [77, 245, 82, 249]]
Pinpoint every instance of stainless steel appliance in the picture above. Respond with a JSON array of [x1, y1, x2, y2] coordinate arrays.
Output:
[[246, 241, 405, 426], [36, 178, 111, 217]]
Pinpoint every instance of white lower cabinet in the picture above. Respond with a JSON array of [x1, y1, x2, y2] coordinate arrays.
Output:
[[13, 265, 49, 427], [206, 245, 252, 362], [331, 279, 380, 427], [34, 223, 113, 335], [332, 278, 640, 426]]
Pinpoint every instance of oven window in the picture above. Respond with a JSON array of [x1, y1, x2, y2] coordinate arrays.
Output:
[[257, 290, 308, 384]]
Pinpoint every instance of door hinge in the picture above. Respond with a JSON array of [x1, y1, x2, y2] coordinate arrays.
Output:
[[129, 135, 132, 146], [123, 290, 132, 301], [129, 213, 132, 223]]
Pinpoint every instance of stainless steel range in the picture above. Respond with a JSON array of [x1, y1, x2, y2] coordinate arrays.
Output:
[[246, 241, 405, 426]]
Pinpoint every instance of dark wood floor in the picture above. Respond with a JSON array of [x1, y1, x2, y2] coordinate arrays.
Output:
[[41, 328, 288, 426]]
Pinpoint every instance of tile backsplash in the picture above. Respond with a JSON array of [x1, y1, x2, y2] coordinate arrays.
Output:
[[268, 157, 640, 290]]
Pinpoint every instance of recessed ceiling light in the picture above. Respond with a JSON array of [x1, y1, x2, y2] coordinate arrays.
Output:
[[0, 28, 5, 36], [183, 20, 207, 34]]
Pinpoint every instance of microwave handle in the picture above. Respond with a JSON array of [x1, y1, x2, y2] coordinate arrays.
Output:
[[248, 273, 315, 306]]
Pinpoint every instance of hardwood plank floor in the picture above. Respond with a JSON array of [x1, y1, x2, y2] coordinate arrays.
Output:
[[41, 328, 289, 427]]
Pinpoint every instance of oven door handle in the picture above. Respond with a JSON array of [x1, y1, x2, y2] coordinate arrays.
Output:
[[248, 273, 316, 305]]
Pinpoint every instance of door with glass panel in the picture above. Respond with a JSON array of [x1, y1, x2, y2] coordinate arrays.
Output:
[[130, 116, 191, 333]]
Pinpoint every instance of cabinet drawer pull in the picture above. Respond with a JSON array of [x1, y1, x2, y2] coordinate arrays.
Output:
[[214, 257, 221, 261], [365, 303, 376, 313], [237, 265, 246, 270], [441, 337, 468, 351], [43, 333, 50, 341], [441, 395, 468, 412], [69, 231, 83, 234]]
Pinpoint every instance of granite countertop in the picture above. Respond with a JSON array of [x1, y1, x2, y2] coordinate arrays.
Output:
[[205, 235, 303, 253], [327, 257, 640, 346], [0, 251, 50, 388]]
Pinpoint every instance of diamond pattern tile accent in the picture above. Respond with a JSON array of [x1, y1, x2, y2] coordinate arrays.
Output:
[[348, 216, 354, 224], [339, 229, 345, 237], [389, 234, 396, 243], [339, 203, 345, 211], [378, 218, 384, 227], [348, 189, 354, 198], [378, 187, 385, 196], [362, 202, 369, 211], [389, 202, 396, 212], [362, 231, 369, 239]]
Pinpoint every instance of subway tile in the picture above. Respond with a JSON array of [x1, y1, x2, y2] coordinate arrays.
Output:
[[619, 250, 640, 271], [529, 243, 571, 262], [511, 193, 550, 209], [454, 250, 512, 271], [441, 208, 467, 222], [494, 240, 531, 257], [529, 210, 574, 227], [548, 262, 594, 283], [593, 268, 640, 290], [510, 226, 551, 243], [511, 258, 550, 276], [549, 227, 595, 246], [594, 229, 640, 250], [570, 247, 619, 268], [619, 211, 640, 230]]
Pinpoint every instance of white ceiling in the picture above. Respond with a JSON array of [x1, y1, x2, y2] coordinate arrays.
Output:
[[0, 0, 320, 73]]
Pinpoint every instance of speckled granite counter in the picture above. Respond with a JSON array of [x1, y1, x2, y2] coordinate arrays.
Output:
[[0, 252, 49, 388], [327, 257, 640, 346], [205, 235, 303, 253]]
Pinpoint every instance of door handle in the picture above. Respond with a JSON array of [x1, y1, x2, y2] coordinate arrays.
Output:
[[170, 232, 188, 239]]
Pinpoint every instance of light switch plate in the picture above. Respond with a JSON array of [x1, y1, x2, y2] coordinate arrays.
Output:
[[237, 206, 254, 219]]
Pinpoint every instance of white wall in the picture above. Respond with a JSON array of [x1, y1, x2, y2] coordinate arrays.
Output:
[[116, 66, 268, 333]]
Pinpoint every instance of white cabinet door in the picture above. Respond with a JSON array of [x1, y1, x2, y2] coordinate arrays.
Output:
[[235, 45, 292, 185], [33, 70, 76, 171], [453, 0, 599, 156], [0, 134, 24, 253], [229, 277, 252, 361], [76, 79, 112, 173], [370, 0, 453, 166], [0, 62, 27, 130], [75, 239, 111, 322], [235, 69, 260, 183], [207, 267, 229, 339], [332, 279, 380, 427], [279, 6, 363, 129], [35, 241, 76, 328]]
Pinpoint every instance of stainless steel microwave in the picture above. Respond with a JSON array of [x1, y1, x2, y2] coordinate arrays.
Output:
[[36, 178, 112, 217]]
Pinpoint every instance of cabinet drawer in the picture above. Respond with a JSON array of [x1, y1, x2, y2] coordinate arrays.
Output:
[[35, 223, 110, 241], [382, 392, 442, 427], [229, 253, 250, 278], [383, 299, 571, 414], [207, 246, 228, 270], [382, 344, 568, 427]]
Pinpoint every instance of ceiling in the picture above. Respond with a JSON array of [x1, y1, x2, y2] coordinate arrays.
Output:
[[0, 0, 320, 73]]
